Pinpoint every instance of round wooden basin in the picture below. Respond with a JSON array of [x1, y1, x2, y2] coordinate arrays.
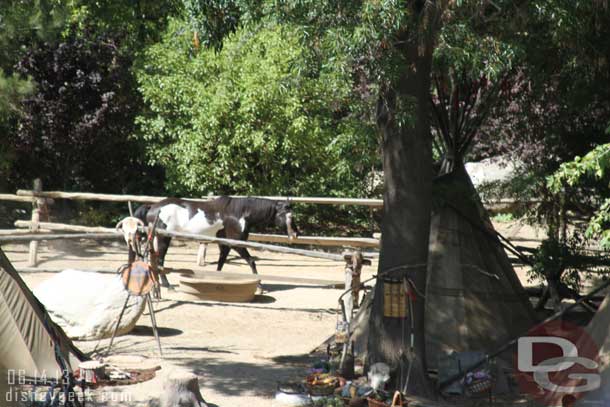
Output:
[[177, 274, 260, 302]]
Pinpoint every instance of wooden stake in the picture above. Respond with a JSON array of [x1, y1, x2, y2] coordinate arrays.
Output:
[[27, 179, 42, 267], [196, 243, 208, 266]]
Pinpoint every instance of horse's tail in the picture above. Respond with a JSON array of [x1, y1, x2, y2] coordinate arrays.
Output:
[[133, 204, 151, 223]]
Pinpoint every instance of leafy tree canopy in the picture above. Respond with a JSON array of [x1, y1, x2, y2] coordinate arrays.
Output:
[[136, 19, 377, 196], [9, 28, 160, 193]]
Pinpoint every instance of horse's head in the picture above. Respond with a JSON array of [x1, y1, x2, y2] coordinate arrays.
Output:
[[274, 200, 299, 240]]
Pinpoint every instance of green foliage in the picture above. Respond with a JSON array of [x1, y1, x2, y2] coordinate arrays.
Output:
[[312, 396, 345, 407], [65, 0, 182, 49], [491, 212, 514, 223], [549, 141, 610, 248], [529, 237, 581, 290], [0, 0, 69, 189], [136, 19, 377, 197], [548, 143, 610, 190], [435, 15, 520, 81]]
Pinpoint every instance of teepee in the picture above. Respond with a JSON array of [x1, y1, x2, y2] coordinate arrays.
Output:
[[0, 246, 85, 404], [352, 71, 538, 372], [349, 166, 537, 370], [424, 165, 537, 368]]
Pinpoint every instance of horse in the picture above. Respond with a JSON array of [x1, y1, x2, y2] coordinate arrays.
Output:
[[134, 196, 299, 287]]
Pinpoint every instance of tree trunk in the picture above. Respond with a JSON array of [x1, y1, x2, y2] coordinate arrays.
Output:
[[366, 7, 438, 398]]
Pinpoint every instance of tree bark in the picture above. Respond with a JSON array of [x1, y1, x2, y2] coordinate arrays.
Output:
[[366, 4, 440, 398]]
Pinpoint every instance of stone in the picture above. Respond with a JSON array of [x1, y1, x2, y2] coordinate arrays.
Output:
[[158, 368, 208, 407], [464, 155, 519, 188], [33, 269, 146, 340]]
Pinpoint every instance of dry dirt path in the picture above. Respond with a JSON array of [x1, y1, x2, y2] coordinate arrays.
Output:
[[3, 219, 543, 406]]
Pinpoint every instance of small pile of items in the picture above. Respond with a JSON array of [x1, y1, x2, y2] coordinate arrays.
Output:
[[274, 358, 408, 407], [75, 359, 159, 388]]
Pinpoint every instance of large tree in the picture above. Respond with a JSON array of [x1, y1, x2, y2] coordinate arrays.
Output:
[[364, 1, 449, 396]]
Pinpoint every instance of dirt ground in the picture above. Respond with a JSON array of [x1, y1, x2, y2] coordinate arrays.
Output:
[[3, 220, 545, 406]]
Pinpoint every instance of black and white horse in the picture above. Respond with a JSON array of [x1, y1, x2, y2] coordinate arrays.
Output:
[[134, 196, 298, 286]]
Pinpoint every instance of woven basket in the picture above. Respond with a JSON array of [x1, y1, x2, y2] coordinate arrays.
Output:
[[367, 391, 407, 407], [305, 374, 339, 396]]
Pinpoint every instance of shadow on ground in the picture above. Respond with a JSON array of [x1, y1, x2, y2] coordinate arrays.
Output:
[[131, 325, 183, 337], [166, 353, 321, 398]]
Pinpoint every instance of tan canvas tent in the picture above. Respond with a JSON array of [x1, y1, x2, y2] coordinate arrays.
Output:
[[0, 246, 85, 404], [424, 166, 537, 368], [575, 293, 610, 405]]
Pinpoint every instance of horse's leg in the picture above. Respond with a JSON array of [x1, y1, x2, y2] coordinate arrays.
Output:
[[157, 236, 172, 288], [216, 244, 231, 271], [233, 247, 258, 275]]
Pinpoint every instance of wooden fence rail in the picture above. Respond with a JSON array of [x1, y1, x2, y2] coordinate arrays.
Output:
[[0, 193, 36, 203], [15, 189, 384, 207], [14, 220, 381, 248], [2, 185, 384, 266], [0, 230, 357, 263]]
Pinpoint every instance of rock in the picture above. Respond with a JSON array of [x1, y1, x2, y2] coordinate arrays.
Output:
[[464, 155, 519, 188], [33, 269, 146, 340], [158, 368, 208, 407]]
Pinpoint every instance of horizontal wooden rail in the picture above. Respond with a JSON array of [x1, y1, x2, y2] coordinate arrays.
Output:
[[0, 193, 35, 203], [249, 233, 379, 248], [11, 189, 536, 209], [16, 189, 383, 206], [0, 229, 48, 236], [14, 221, 380, 248], [15, 221, 118, 233], [15, 190, 178, 204], [0, 230, 367, 263], [152, 229, 349, 261], [0, 232, 121, 243]]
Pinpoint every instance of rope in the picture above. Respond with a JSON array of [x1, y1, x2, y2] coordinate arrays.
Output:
[[462, 264, 500, 280], [380, 263, 428, 275]]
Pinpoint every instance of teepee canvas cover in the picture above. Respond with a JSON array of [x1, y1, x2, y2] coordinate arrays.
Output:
[[424, 166, 537, 368], [575, 293, 610, 405], [0, 246, 84, 399]]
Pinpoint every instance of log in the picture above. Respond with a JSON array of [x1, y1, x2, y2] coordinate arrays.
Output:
[[15, 188, 537, 208], [0, 193, 35, 203], [153, 229, 349, 262], [15, 221, 381, 248], [16, 189, 384, 206], [4, 228, 374, 264], [15, 220, 115, 233], [249, 233, 379, 248], [17, 267, 117, 274], [0, 232, 121, 243], [16, 190, 174, 203], [0, 229, 50, 236]]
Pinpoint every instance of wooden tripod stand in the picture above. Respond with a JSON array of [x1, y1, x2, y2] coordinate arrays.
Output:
[[107, 217, 163, 357]]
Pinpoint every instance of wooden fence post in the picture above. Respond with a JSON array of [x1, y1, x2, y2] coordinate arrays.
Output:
[[196, 243, 208, 267], [27, 179, 43, 267]]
